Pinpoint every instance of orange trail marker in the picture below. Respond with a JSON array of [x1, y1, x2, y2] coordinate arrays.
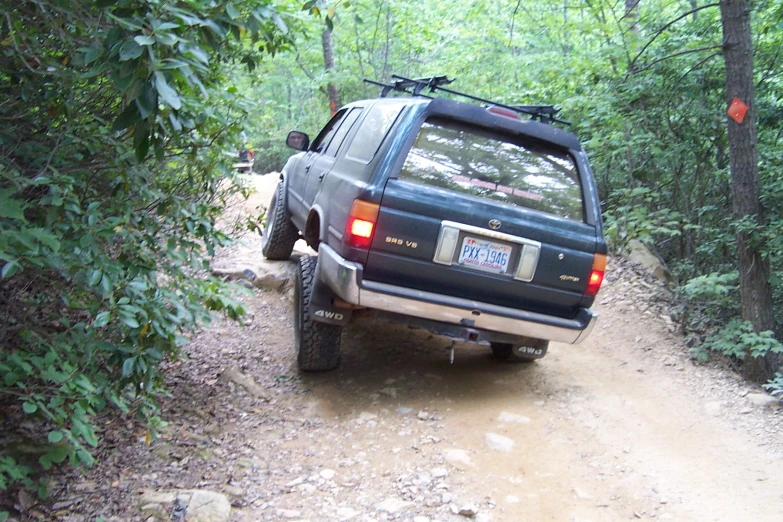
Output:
[[728, 97, 748, 124]]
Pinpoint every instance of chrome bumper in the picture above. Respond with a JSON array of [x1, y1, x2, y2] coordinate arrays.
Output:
[[316, 243, 597, 344]]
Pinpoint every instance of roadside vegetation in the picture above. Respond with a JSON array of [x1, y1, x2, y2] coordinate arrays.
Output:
[[1, 0, 781, 505]]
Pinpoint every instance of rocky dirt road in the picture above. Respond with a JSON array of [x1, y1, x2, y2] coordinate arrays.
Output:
[[40, 173, 783, 522]]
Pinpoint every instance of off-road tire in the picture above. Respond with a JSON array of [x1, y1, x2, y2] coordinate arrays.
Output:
[[261, 182, 299, 260], [490, 340, 548, 363], [295, 255, 341, 371]]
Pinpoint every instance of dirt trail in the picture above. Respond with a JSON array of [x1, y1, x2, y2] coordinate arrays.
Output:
[[34, 173, 783, 522], [225, 173, 783, 521]]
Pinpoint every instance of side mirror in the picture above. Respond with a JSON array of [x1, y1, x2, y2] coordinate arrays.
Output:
[[286, 131, 310, 151]]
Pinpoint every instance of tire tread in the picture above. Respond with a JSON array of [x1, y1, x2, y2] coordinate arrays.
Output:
[[262, 182, 299, 260], [296, 256, 341, 371]]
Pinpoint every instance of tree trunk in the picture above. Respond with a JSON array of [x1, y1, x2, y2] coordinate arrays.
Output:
[[322, 28, 340, 115], [719, 0, 777, 382]]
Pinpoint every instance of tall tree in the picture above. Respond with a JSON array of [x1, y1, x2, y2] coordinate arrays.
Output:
[[322, 27, 340, 114], [719, 0, 777, 381]]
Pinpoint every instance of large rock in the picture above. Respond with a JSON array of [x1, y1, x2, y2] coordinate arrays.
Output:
[[443, 449, 475, 470], [746, 393, 780, 409], [375, 497, 415, 513], [138, 490, 230, 522], [485, 433, 515, 453], [626, 239, 674, 283], [211, 258, 296, 292], [187, 490, 232, 522]]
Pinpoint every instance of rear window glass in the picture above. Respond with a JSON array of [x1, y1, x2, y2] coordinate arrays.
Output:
[[399, 121, 583, 221], [345, 103, 405, 164]]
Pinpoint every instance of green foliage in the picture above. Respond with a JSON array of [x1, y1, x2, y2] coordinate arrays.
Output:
[[0, 0, 296, 491], [693, 319, 783, 362], [682, 272, 739, 300], [763, 372, 783, 397], [603, 188, 684, 249]]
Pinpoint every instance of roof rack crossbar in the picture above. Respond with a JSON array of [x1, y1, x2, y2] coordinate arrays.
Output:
[[363, 75, 570, 126], [364, 78, 434, 99]]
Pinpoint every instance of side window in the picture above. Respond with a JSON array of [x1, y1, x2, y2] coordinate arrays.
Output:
[[310, 109, 348, 154], [324, 107, 362, 157], [345, 103, 405, 164]]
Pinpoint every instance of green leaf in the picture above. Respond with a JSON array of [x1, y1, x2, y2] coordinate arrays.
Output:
[[272, 13, 288, 34], [122, 357, 136, 377], [88, 270, 102, 286], [226, 2, 240, 20], [134, 122, 150, 161], [76, 449, 93, 466], [135, 82, 156, 118], [144, 348, 164, 360], [22, 402, 37, 414], [154, 71, 181, 110], [119, 40, 143, 61], [48, 430, 63, 443], [113, 104, 141, 132], [134, 35, 155, 46], [0, 189, 26, 220], [40, 446, 67, 469], [1, 260, 20, 279], [100, 273, 113, 297], [94, 311, 111, 327], [120, 315, 140, 329]]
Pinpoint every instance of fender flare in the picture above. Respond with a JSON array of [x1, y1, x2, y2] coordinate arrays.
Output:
[[304, 204, 327, 249], [278, 171, 290, 213]]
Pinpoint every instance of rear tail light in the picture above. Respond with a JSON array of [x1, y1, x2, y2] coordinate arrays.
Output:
[[345, 199, 380, 249], [585, 253, 607, 297]]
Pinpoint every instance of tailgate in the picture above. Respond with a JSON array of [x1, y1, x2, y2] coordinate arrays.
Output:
[[362, 120, 600, 318]]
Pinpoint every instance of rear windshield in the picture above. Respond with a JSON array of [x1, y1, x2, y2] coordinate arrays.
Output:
[[399, 120, 584, 221]]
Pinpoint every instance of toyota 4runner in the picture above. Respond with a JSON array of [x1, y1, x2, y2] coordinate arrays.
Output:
[[262, 76, 607, 371]]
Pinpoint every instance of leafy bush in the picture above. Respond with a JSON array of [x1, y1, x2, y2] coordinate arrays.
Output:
[[691, 319, 783, 363], [763, 372, 783, 397], [603, 187, 685, 250], [0, 0, 296, 492]]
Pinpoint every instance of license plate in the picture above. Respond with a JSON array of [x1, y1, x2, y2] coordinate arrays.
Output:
[[458, 237, 512, 273]]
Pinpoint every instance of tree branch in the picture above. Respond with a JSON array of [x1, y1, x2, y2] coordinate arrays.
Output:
[[508, 0, 522, 48], [628, 3, 720, 72], [631, 45, 722, 74], [295, 54, 327, 96]]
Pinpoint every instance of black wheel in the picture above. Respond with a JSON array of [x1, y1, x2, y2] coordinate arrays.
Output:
[[261, 182, 299, 260], [294, 256, 341, 371], [490, 340, 548, 363]]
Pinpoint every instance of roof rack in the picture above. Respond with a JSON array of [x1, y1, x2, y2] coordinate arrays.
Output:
[[363, 75, 570, 126]]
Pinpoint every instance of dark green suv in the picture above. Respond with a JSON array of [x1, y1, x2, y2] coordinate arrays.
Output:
[[262, 76, 607, 371]]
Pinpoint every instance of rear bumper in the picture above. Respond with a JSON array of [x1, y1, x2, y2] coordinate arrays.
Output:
[[316, 244, 597, 344]]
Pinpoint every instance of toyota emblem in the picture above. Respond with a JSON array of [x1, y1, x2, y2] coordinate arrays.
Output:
[[488, 219, 501, 230]]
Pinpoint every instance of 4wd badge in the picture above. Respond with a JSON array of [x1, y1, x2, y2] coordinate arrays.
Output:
[[488, 219, 501, 230]]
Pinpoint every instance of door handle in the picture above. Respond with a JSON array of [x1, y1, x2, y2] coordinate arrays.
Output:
[[318, 172, 326, 181], [305, 165, 311, 173]]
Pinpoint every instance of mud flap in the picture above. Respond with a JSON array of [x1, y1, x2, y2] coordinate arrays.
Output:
[[308, 270, 353, 326]]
